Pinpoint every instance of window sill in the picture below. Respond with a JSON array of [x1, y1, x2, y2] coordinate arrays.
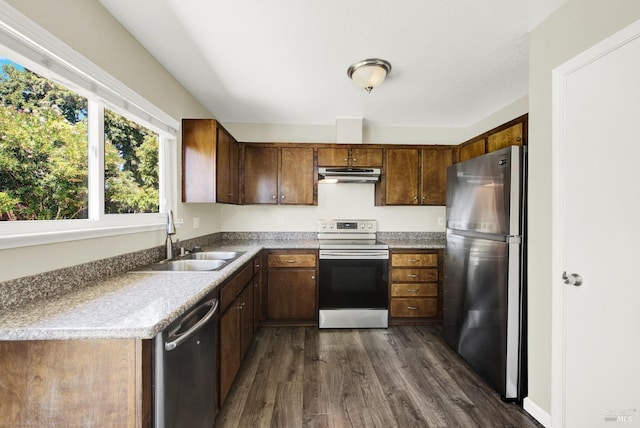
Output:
[[0, 222, 169, 250]]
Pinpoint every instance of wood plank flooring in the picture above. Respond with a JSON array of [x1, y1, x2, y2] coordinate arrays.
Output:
[[214, 326, 541, 428]]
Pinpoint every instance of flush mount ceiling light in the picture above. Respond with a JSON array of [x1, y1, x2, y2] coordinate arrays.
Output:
[[347, 58, 392, 93]]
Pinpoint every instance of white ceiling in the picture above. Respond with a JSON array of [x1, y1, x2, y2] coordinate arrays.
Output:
[[98, 0, 567, 128]]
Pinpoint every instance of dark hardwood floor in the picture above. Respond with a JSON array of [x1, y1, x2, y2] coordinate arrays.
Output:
[[215, 326, 541, 428]]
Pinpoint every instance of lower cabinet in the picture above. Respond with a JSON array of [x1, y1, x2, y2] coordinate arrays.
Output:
[[265, 250, 318, 325], [219, 262, 254, 405], [389, 249, 443, 325], [0, 339, 152, 427]]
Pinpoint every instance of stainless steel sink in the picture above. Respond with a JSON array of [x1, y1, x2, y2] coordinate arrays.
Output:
[[147, 259, 227, 271], [132, 250, 245, 272], [184, 251, 241, 260]]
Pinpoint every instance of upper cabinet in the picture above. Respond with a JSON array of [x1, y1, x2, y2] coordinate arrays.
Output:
[[376, 146, 453, 206], [242, 144, 316, 205], [317, 146, 383, 167], [182, 119, 239, 203], [457, 114, 527, 163]]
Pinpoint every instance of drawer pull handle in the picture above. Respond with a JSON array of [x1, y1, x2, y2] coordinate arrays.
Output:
[[409, 259, 420, 263], [286, 260, 297, 263], [407, 306, 418, 310], [408, 274, 418, 278], [408, 288, 420, 292]]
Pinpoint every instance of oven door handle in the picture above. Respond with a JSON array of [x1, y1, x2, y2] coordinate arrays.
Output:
[[319, 251, 389, 260]]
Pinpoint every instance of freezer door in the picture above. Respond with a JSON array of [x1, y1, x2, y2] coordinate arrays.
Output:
[[443, 232, 523, 399], [446, 146, 523, 236]]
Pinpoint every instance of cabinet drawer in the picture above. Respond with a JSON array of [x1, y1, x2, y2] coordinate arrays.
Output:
[[391, 268, 437, 282], [220, 263, 253, 312], [391, 253, 438, 267], [390, 298, 437, 318], [391, 283, 437, 297], [268, 253, 316, 268]]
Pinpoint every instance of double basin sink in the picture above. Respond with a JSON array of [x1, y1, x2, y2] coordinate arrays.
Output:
[[136, 251, 244, 272]]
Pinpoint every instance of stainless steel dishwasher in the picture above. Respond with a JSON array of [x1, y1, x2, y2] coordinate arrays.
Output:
[[153, 295, 219, 428]]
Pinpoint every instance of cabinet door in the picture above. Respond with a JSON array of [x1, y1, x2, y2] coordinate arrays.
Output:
[[220, 304, 240, 404], [487, 123, 523, 153], [420, 148, 453, 205], [216, 127, 239, 204], [267, 269, 317, 320], [459, 137, 486, 162], [239, 285, 253, 360], [253, 255, 263, 332], [351, 148, 383, 167], [182, 119, 216, 202], [385, 148, 420, 205], [317, 148, 349, 167], [244, 146, 278, 204], [279, 147, 314, 205]]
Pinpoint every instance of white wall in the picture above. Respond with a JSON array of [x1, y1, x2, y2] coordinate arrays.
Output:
[[527, 0, 640, 417]]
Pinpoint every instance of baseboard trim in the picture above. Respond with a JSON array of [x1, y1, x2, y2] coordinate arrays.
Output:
[[523, 397, 551, 427]]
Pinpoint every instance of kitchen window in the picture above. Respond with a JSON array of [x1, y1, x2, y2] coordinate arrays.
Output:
[[0, 8, 179, 249]]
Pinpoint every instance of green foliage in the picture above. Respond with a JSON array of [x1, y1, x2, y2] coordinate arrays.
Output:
[[0, 63, 159, 220]]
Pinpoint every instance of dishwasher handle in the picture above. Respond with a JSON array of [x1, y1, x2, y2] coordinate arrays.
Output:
[[165, 298, 219, 352]]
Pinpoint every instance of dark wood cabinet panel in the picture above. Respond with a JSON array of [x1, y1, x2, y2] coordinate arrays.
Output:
[[317, 147, 382, 167], [242, 145, 315, 205], [389, 249, 442, 325], [380, 146, 451, 206], [317, 147, 350, 166], [182, 118, 239, 203], [457, 114, 528, 163], [220, 300, 241, 404], [280, 147, 314, 204], [487, 122, 523, 153], [0, 339, 151, 427], [384, 148, 420, 205], [216, 126, 239, 203], [421, 147, 453, 205], [253, 253, 263, 332], [267, 269, 317, 320], [265, 250, 318, 325], [243, 146, 278, 204], [459, 138, 486, 162], [219, 260, 256, 405]]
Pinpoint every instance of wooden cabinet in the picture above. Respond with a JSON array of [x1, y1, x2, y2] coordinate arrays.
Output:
[[182, 118, 239, 203], [242, 145, 316, 205], [457, 114, 527, 163], [219, 262, 254, 404], [265, 250, 317, 325], [378, 146, 453, 206], [0, 339, 152, 427], [459, 137, 486, 162], [252, 252, 263, 332], [317, 146, 383, 167], [389, 250, 442, 325], [487, 122, 523, 153]]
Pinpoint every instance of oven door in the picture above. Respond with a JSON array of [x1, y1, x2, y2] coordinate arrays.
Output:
[[318, 250, 389, 310]]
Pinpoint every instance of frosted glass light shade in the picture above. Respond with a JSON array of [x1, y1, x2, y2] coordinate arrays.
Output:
[[347, 59, 392, 93]]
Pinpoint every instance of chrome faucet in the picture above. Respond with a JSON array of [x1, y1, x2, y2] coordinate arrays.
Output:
[[165, 210, 176, 259]]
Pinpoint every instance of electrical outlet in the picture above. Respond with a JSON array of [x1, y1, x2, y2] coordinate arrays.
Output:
[[437, 217, 444, 226], [193, 217, 200, 229]]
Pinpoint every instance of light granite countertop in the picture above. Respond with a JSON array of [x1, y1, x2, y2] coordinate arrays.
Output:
[[0, 236, 442, 341], [0, 244, 263, 341]]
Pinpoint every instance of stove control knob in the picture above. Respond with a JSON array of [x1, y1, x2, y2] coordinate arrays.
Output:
[[368, 223, 373, 229]]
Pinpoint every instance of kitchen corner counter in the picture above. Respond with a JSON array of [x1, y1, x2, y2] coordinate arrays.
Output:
[[0, 245, 263, 341]]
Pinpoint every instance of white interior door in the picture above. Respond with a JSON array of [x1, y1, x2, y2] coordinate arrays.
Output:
[[552, 21, 640, 428]]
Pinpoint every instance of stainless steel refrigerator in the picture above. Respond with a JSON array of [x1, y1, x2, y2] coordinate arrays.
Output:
[[443, 145, 527, 402]]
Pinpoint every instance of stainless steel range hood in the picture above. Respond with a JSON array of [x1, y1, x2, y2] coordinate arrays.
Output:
[[318, 167, 381, 184]]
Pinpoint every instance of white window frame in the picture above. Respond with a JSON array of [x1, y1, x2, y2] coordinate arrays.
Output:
[[0, 2, 179, 250]]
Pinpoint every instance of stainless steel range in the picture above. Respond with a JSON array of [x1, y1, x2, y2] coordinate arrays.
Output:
[[318, 219, 389, 328]]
